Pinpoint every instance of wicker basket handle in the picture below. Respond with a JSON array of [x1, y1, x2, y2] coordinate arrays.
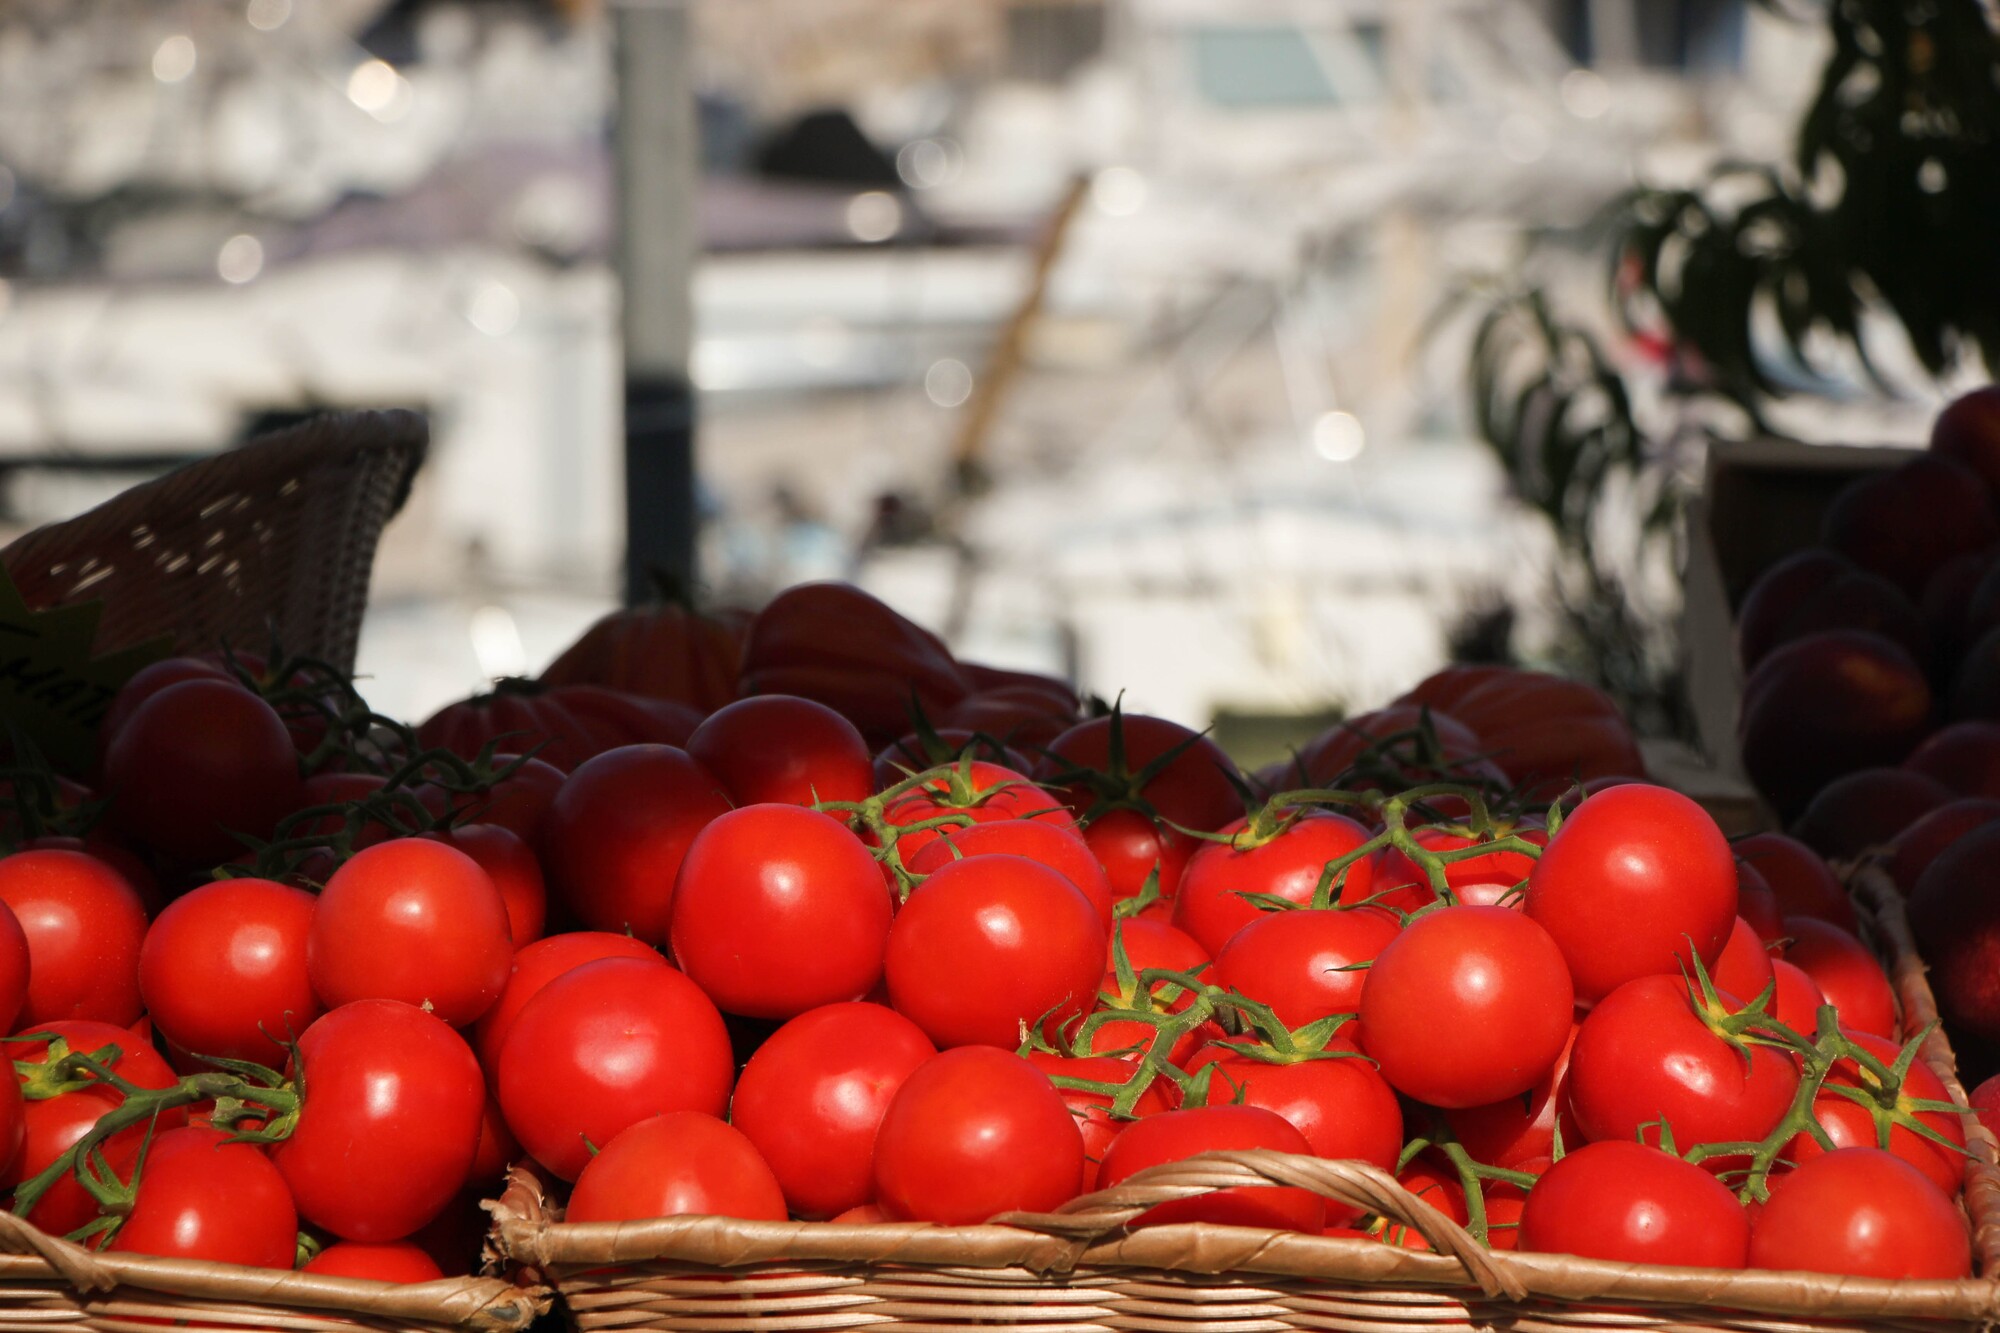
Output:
[[0, 1209, 117, 1293], [994, 1148, 1525, 1300]]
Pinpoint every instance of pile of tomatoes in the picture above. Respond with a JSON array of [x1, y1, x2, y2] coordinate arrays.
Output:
[[0, 579, 1976, 1292]]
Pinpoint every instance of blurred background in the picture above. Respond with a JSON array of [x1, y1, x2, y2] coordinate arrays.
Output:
[[0, 0, 1979, 752]]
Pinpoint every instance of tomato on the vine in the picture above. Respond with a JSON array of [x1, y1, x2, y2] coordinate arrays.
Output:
[[1212, 906, 1399, 1030], [907, 820, 1115, 931], [1021, 1051, 1172, 1166], [1079, 808, 1194, 904], [1519, 1140, 1749, 1268], [108, 1126, 297, 1268], [1749, 1148, 1971, 1278], [566, 1112, 787, 1224], [1170, 812, 1378, 956], [1782, 916, 1897, 1039]]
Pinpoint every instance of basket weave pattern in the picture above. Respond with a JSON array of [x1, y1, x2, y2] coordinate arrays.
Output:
[[494, 867, 2000, 1332], [1, 410, 428, 672]]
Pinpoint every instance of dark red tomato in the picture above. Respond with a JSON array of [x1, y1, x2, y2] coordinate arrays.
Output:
[[1750, 1148, 1971, 1278], [729, 1002, 936, 1218], [1358, 906, 1574, 1109], [873, 1047, 1085, 1224], [0, 849, 146, 1026], [108, 1126, 296, 1268], [472, 931, 664, 1076], [1444, 1026, 1577, 1169], [0, 898, 28, 1035], [1022, 1051, 1174, 1167], [1734, 833, 1858, 932], [686, 696, 873, 807], [1284, 705, 1489, 790], [1039, 715, 1244, 833], [309, 839, 512, 1027], [0, 1062, 21, 1181], [1737, 862, 1785, 943], [417, 683, 700, 772], [671, 805, 892, 1019], [1171, 813, 1377, 956], [1096, 1105, 1322, 1231], [1525, 785, 1736, 1004], [496, 957, 733, 1182], [1212, 907, 1400, 1029], [1783, 916, 1897, 1039], [304, 1241, 445, 1283], [1081, 808, 1195, 903], [437, 755, 567, 847], [1790, 767, 1952, 862], [139, 878, 320, 1064], [1374, 825, 1547, 913], [272, 1000, 484, 1242], [98, 657, 234, 756], [103, 679, 302, 866], [1712, 916, 1776, 1005], [1564, 974, 1798, 1150], [908, 820, 1114, 931], [1519, 1140, 1749, 1267], [1904, 720, 2000, 797], [1784, 1030, 1966, 1195], [1886, 798, 2000, 894], [1771, 960, 1829, 1034], [873, 731, 1031, 788], [423, 823, 546, 946], [885, 855, 1105, 1050], [540, 745, 732, 944], [2, 1020, 183, 1236], [566, 1112, 787, 1223], [878, 762, 1075, 865]]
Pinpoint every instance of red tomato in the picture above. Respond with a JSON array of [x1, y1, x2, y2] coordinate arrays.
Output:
[[1712, 916, 1776, 1004], [830, 1203, 890, 1224], [1395, 666, 1645, 793], [1080, 808, 1195, 903], [0, 898, 29, 1035], [304, 1241, 445, 1283], [1564, 974, 1798, 1151], [472, 932, 665, 1076], [1213, 907, 1400, 1030], [872, 1047, 1085, 1224], [109, 1126, 297, 1268], [1771, 959, 1830, 1034], [103, 679, 303, 866], [1887, 798, 2000, 894], [272, 1000, 484, 1242], [1022, 1051, 1174, 1167], [873, 731, 1030, 788], [566, 1112, 787, 1223], [139, 878, 320, 1064], [1736, 861, 1785, 943], [440, 755, 567, 846], [98, 657, 233, 755], [885, 855, 1105, 1050], [1444, 1026, 1577, 1169], [1171, 813, 1377, 956], [1358, 906, 1574, 1108], [466, 1090, 521, 1194], [729, 1002, 936, 1218], [1784, 1030, 1966, 1195], [1790, 767, 1952, 862], [1734, 832, 1858, 932], [2, 1021, 179, 1236], [686, 696, 873, 806], [1970, 1072, 2000, 1144], [540, 746, 732, 944], [1523, 785, 1736, 1003], [878, 762, 1074, 865], [907, 820, 1114, 931], [0, 849, 146, 1027], [1096, 1105, 1322, 1231], [1749, 1148, 1970, 1278], [1519, 1140, 1749, 1267], [1039, 715, 1244, 833], [670, 805, 892, 1019], [0, 1063, 20, 1181], [1067, 919, 1217, 1063], [1284, 705, 1490, 790], [423, 824, 546, 947], [496, 957, 733, 1182], [308, 839, 512, 1027], [1783, 916, 1897, 1039], [1374, 825, 1546, 912]]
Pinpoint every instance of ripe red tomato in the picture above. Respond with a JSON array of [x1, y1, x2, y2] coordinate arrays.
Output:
[[304, 1241, 445, 1283], [1770, 959, 1829, 1033], [1374, 825, 1546, 912], [1887, 797, 2000, 894], [1734, 832, 1858, 932], [103, 678, 303, 866], [1171, 813, 1377, 955], [1067, 919, 1218, 1063], [436, 755, 567, 847], [472, 931, 665, 1076], [308, 839, 512, 1028], [1736, 861, 1785, 942], [423, 823, 546, 947], [496, 957, 733, 1181], [1749, 1148, 1971, 1278], [2, 1021, 180, 1236], [272, 1000, 485, 1242], [1443, 1026, 1576, 1170], [1518, 1140, 1749, 1267], [1523, 784, 1736, 1003], [1038, 715, 1243, 832], [0, 1062, 21, 1181], [1564, 973, 1798, 1151], [670, 805, 892, 1019], [1358, 906, 1574, 1108], [1095, 1105, 1322, 1231], [109, 1126, 297, 1268], [540, 746, 732, 944], [465, 1091, 520, 1194], [1080, 808, 1195, 903], [98, 657, 234, 755], [878, 763, 1075, 865], [907, 820, 1115, 931], [873, 1047, 1085, 1224], [1712, 916, 1776, 1005], [0, 849, 147, 1027], [729, 1002, 936, 1218], [1212, 906, 1400, 1030], [139, 878, 320, 1064], [1022, 1051, 1174, 1166], [1782, 916, 1897, 1039], [566, 1112, 787, 1224], [885, 855, 1105, 1049], [1784, 1030, 1965, 1194], [0, 897, 31, 1034], [686, 696, 873, 806]]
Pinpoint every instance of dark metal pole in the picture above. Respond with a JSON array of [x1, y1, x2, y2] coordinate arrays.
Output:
[[614, 0, 698, 604]]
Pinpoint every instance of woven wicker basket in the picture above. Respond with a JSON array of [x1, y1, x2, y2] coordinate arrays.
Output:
[[0, 410, 427, 672], [492, 865, 2000, 1332]]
